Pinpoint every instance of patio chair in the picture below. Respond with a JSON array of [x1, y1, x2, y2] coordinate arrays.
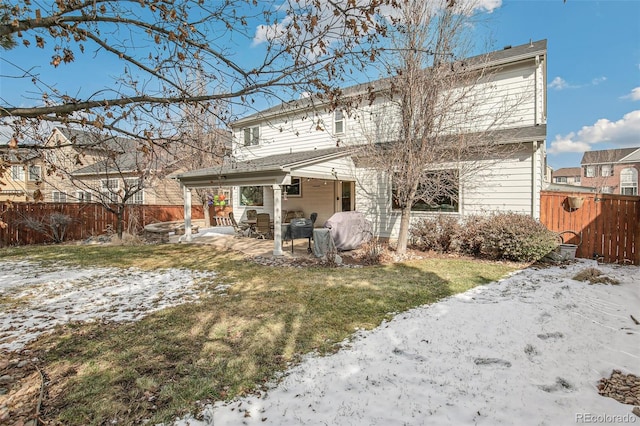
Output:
[[254, 213, 271, 239], [284, 210, 296, 223], [229, 212, 250, 237], [246, 209, 258, 221]]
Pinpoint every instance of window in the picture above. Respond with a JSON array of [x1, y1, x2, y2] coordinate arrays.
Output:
[[52, 191, 67, 202], [555, 177, 567, 183], [101, 178, 120, 202], [620, 167, 638, 196], [600, 186, 614, 194], [11, 165, 25, 181], [392, 170, 459, 212], [600, 164, 614, 177], [243, 126, 260, 146], [240, 186, 264, 206], [124, 178, 144, 204], [334, 110, 345, 134], [283, 177, 302, 197], [585, 166, 595, 178], [28, 165, 42, 181], [75, 191, 92, 203], [574, 176, 581, 183]]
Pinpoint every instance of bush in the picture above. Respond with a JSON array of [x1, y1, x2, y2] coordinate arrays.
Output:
[[474, 213, 558, 262], [408, 213, 558, 262], [409, 215, 462, 253]]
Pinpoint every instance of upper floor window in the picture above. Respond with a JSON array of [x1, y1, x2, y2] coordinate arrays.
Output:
[[600, 164, 614, 177], [28, 165, 42, 181], [243, 126, 260, 146], [11, 165, 25, 181], [584, 166, 595, 178], [334, 110, 345, 134], [555, 176, 567, 183], [574, 176, 581, 183]]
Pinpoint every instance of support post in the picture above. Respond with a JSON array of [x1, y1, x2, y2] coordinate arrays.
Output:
[[272, 184, 284, 256], [180, 184, 193, 242]]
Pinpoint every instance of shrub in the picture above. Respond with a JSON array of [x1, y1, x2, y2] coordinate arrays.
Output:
[[18, 212, 74, 243], [409, 215, 462, 253], [475, 213, 558, 262]]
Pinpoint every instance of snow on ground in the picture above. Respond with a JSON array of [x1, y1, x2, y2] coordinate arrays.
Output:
[[0, 260, 219, 352], [175, 259, 640, 426]]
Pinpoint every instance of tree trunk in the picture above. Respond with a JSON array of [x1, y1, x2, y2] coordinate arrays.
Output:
[[396, 206, 412, 254], [116, 209, 124, 239]]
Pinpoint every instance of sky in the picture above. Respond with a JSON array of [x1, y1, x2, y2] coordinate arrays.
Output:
[[1, 1, 639, 170]]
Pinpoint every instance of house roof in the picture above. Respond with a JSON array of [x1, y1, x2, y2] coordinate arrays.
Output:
[[233, 40, 547, 127], [581, 147, 640, 165], [175, 146, 355, 187], [619, 148, 640, 163], [54, 127, 136, 153], [552, 167, 582, 177]]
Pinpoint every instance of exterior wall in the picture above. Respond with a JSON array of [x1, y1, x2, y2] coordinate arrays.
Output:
[[355, 142, 540, 239], [581, 163, 640, 194], [1, 161, 44, 202], [232, 57, 545, 159]]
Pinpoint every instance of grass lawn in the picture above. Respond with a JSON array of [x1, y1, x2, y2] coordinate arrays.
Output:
[[0, 244, 519, 425]]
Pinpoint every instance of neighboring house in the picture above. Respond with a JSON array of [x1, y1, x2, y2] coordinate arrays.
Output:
[[551, 167, 582, 185], [580, 147, 640, 195], [0, 144, 44, 202], [41, 127, 184, 205], [176, 40, 548, 255]]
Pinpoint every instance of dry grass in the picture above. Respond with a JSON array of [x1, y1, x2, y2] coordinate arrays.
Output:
[[0, 244, 518, 425], [572, 267, 620, 285]]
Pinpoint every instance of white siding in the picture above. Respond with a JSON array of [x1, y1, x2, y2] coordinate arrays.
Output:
[[355, 143, 538, 239]]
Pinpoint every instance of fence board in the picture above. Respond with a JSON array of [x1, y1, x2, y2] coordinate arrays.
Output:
[[1, 202, 204, 247], [540, 191, 640, 265]]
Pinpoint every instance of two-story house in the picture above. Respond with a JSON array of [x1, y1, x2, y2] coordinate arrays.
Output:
[[0, 143, 44, 202], [39, 126, 194, 205], [580, 147, 640, 195], [551, 167, 582, 186], [176, 40, 548, 255]]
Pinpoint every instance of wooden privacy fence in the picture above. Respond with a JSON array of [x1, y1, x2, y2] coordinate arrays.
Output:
[[0, 202, 204, 247], [540, 191, 640, 265]]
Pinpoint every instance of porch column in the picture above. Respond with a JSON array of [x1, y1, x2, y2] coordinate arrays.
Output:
[[180, 184, 193, 242], [272, 184, 284, 256]]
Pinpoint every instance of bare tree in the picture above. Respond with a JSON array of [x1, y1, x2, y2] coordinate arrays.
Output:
[[1, 1, 393, 143], [42, 128, 180, 238], [355, 0, 530, 254]]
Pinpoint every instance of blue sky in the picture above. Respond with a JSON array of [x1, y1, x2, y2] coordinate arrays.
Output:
[[1, 0, 638, 170], [486, 0, 639, 169]]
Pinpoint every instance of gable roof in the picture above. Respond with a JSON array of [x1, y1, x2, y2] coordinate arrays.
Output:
[[581, 147, 640, 165], [552, 167, 582, 177], [233, 39, 547, 127]]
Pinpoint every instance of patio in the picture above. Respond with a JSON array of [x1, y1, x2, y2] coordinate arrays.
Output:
[[170, 225, 320, 259]]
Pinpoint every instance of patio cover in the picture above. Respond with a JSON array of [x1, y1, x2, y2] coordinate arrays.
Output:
[[173, 146, 357, 256]]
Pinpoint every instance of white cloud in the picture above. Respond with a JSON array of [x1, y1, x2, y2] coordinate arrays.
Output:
[[548, 77, 573, 90], [548, 110, 640, 154], [548, 76, 607, 91], [622, 87, 640, 101]]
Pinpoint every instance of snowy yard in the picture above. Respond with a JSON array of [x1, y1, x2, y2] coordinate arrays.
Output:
[[1, 257, 638, 425], [180, 260, 640, 426]]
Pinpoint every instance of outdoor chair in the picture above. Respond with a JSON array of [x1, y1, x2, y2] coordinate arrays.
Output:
[[254, 213, 272, 239], [229, 212, 251, 237], [246, 209, 258, 221]]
